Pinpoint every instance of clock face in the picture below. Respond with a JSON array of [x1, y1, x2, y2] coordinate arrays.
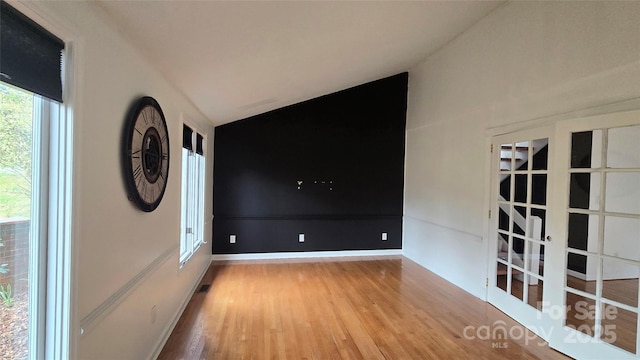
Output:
[[123, 96, 170, 212]]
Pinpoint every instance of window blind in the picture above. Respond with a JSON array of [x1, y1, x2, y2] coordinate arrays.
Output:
[[196, 134, 203, 155], [0, 1, 64, 102], [183, 124, 193, 150]]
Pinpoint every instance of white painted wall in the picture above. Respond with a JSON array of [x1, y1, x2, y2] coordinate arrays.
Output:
[[14, 2, 215, 359], [404, 1, 640, 299]]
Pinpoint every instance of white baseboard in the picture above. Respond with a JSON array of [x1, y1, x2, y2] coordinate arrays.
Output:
[[211, 249, 402, 261]]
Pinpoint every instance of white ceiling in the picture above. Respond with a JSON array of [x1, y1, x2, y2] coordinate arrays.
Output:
[[97, 1, 504, 125]]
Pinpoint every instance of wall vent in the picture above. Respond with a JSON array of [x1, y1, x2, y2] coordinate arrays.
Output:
[[198, 284, 211, 293]]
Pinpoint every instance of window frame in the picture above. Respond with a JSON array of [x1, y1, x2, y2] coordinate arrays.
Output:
[[179, 116, 207, 267], [0, 63, 73, 360]]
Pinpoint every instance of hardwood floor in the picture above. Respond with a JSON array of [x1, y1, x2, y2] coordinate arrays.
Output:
[[158, 256, 569, 359]]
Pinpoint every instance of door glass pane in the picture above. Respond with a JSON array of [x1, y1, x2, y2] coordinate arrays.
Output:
[[527, 276, 543, 310], [0, 84, 34, 359], [568, 213, 599, 253], [569, 173, 600, 210], [511, 268, 524, 300], [499, 174, 511, 200], [565, 292, 596, 337], [571, 130, 603, 169], [601, 303, 637, 354], [532, 138, 548, 170], [497, 262, 507, 292], [603, 216, 640, 262], [515, 141, 529, 171], [607, 125, 640, 169], [530, 208, 545, 240], [497, 234, 509, 262], [605, 172, 640, 215], [591, 130, 603, 169], [514, 174, 527, 203], [571, 131, 595, 168], [498, 205, 511, 232], [602, 258, 639, 308], [566, 252, 597, 295], [500, 143, 513, 171], [531, 174, 547, 205], [512, 236, 525, 267], [527, 241, 544, 276], [513, 205, 526, 236], [536, 244, 545, 277]]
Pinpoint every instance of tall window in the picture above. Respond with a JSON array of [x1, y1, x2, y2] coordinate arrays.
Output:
[[1, 2, 71, 358], [0, 82, 35, 360], [180, 123, 206, 265]]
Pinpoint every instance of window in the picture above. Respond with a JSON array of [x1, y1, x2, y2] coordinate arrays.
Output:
[[0, 56, 68, 360], [180, 123, 206, 265], [0, 2, 72, 358]]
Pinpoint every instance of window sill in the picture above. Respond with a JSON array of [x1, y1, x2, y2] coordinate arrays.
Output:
[[179, 242, 205, 269]]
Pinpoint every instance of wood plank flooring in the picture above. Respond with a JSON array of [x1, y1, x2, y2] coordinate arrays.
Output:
[[158, 256, 570, 359]]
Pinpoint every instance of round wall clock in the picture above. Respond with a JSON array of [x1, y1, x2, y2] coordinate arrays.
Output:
[[123, 96, 170, 212]]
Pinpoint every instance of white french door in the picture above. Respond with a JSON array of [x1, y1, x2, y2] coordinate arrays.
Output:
[[488, 109, 640, 359], [487, 125, 556, 340], [548, 109, 640, 359]]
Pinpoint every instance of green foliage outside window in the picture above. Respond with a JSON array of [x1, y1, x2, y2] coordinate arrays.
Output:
[[0, 83, 32, 218]]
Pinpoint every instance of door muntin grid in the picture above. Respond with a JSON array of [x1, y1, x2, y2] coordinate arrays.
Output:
[[565, 125, 640, 355], [496, 138, 549, 310]]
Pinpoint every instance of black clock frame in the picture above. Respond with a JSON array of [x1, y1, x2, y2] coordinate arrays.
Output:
[[122, 96, 170, 212]]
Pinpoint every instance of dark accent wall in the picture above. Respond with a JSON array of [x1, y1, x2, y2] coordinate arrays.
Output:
[[212, 73, 408, 254]]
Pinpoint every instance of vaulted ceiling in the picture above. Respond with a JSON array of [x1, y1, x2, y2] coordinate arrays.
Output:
[[97, 1, 504, 125]]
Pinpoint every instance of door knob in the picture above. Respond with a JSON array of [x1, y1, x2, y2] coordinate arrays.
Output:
[[546, 235, 552, 242]]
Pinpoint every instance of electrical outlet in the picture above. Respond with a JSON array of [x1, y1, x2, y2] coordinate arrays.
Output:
[[230, 234, 236, 244], [299, 233, 305, 243], [382, 232, 388, 241]]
